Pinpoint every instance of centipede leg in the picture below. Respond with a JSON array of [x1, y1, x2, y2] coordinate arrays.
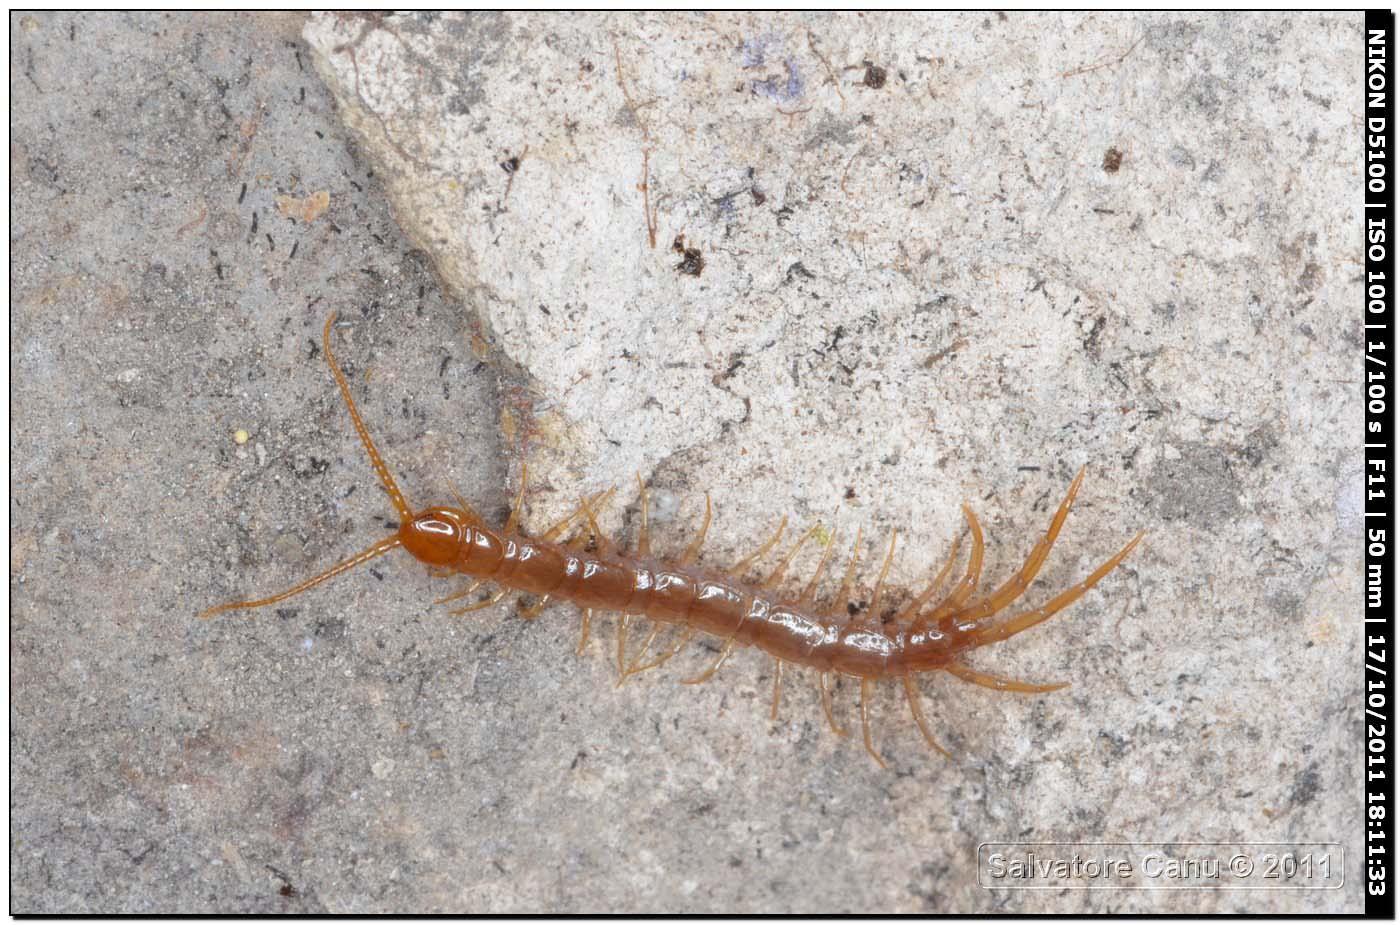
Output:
[[895, 533, 962, 623], [623, 627, 696, 676], [449, 586, 507, 615], [449, 484, 485, 525], [435, 577, 485, 606], [762, 523, 822, 589], [922, 505, 984, 627], [679, 493, 712, 566], [680, 637, 736, 685], [901, 676, 952, 758], [867, 530, 899, 621], [819, 672, 849, 737], [518, 594, 551, 620], [946, 468, 1087, 625], [617, 619, 664, 686], [633, 621, 663, 665], [771, 658, 784, 720], [540, 488, 616, 544], [616, 613, 631, 677], [832, 526, 864, 618], [859, 679, 887, 769], [727, 517, 788, 578], [576, 609, 593, 656], [944, 661, 1069, 694], [635, 473, 651, 557], [580, 493, 616, 554], [969, 531, 1145, 645], [798, 521, 838, 605], [503, 462, 529, 535]]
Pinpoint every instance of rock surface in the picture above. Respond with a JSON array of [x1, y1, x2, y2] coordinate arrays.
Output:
[[11, 11, 1363, 913], [300, 11, 1364, 912]]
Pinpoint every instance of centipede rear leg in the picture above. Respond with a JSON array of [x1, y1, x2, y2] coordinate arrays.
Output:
[[968, 530, 1145, 646], [944, 661, 1068, 694], [948, 468, 1086, 626]]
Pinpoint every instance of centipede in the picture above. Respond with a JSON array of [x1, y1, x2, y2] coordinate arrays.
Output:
[[202, 311, 1145, 767]]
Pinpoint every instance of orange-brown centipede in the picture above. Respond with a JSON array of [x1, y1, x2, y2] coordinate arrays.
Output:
[[202, 312, 1145, 767]]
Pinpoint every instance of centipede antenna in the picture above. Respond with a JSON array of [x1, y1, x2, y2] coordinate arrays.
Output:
[[728, 517, 788, 578], [680, 636, 736, 685], [199, 535, 403, 619], [504, 462, 529, 535], [679, 492, 712, 565], [761, 523, 822, 589], [449, 586, 507, 616], [322, 312, 412, 521], [635, 473, 651, 557], [818, 672, 849, 737], [944, 660, 1069, 694], [771, 658, 784, 720], [952, 467, 1087, 625], [866, 530, 899, 621], [859, 679, 887, 769], [902, 676, 952, 758]]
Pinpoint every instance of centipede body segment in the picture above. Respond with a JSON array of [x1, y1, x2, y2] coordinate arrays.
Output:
[[202, 312, 1145, 767]]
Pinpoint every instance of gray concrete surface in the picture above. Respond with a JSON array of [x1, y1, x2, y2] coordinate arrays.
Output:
[[12, 11, 1363, 913]]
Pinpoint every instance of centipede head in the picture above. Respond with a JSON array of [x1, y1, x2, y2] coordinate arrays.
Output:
[[399, 506, 478, 568]]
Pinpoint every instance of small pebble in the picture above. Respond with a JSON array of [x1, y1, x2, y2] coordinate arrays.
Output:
[[233, 429, 250, 445]]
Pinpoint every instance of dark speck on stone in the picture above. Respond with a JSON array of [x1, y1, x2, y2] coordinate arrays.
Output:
[[675, 247, 705, 277]]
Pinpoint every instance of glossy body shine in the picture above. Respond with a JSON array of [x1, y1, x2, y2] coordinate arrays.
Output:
[[406, 516, 960, 682]]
